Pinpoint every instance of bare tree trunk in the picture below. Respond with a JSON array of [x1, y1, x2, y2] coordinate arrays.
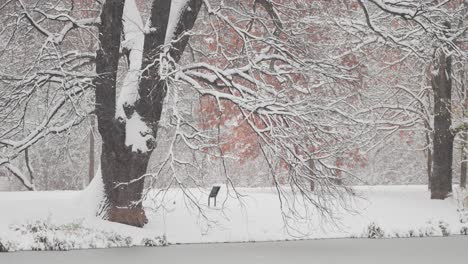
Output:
[[309, 159, 315, 191], [461, 137, 467, 189], [100, 137, 151, 227], [24, 149, 34, 186], [88, 115, 95, 184], [425, 126, 432, 190], [427, 148, 433, 189], [93, 0, 202, 227], [423, 89, 433, 190], [430, 46, 454, 200], [93, 0, 149, 227], [460, 69, 467, 189]]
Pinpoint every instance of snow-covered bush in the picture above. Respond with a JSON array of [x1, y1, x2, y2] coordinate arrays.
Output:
[[458, 209, 468, 223], [416, 224, 437, 237], [393, 229, 420, 238], [0, 240, 11, 252], [364, 222, 385, 239], [362, 220, 453, 239], [438, 221, 450, 237], [392, 221, 451, 238], [387, 220, 454, 239], [11, 220, 134, 251], [142, 235, 168, 247], [460, 226, 468, 235], [1, 219, 167, 252]]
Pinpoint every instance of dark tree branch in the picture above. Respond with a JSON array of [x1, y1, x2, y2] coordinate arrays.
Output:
[[137, 0, 202, 132], [24, 148, 35, 184], [94, 0, 125, 139]]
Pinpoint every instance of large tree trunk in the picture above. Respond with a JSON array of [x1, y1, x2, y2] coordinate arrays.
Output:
[[93, 0, 151, 227], [93, 0, 148, 226], [100, 132, 151, 227], [92, 0, 202, 227], [430, 47, 454, 200]]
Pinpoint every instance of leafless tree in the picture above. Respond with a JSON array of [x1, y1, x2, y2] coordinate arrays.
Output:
[[356, 0, 467, 199]]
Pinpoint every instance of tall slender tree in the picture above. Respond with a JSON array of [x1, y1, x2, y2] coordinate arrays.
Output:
[[430, 45, 454, 199], [461, 68, 468, 189]]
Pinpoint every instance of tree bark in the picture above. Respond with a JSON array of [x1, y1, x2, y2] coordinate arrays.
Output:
[[119, 0, 201, 226], [93, 0, 202, 227], [88, 115, 95, 184], [309, 159, 315, 191], [461, 137, 467, 189], [430, 47, 454, 200], [100, 134, 151, 227], [460, 69, 467, 189], [423, 90, 433, 190], [93, 0, 148, 226], [424, 124, 432, 190], [427, 147, 432, 190], [136, 0, 202, 128]]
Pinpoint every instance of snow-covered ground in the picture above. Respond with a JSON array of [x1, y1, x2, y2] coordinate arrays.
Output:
[[1, 185, 467, 251]]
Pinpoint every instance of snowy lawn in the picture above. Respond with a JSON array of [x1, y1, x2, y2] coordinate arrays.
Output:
[[1, 185, 468, 251]]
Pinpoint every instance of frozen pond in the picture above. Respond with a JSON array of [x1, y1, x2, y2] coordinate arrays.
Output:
[[2, 236, 468, 264]]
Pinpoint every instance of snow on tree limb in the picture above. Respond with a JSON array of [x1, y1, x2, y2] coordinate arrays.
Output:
[[4, 162, 35, 191], [165, 0, 191, 45], [116, 0, 156, 153], [0, 0, 96, 190], [116, 0, 145, 121], [122, 0, 202, 154], [0, 0, 465, 226], [125, 113, 153, 153]]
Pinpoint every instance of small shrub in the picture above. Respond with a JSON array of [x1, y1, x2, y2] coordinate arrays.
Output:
[[142, 235, 167, 247], [438, 221, 450, 237], [0, 239, 18, 252], [459, 209, 468, 223], [106, 234, 133, 248], [414, 221, 442, 237], [460, 226, 468, 235], [407, 229, 417, 238], [0, 241, 7, 252], [4, 219, 165, 251], [365, 222, 385, 239]]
